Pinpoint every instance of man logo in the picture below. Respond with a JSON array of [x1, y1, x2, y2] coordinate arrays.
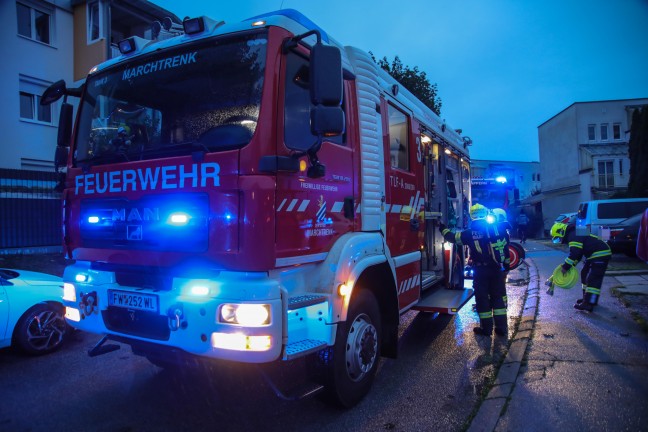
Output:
[[127, 225, 143, 240]]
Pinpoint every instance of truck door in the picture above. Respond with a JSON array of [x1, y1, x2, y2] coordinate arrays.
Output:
[[274, 47, 354, 265], [381, 99, 424, 310]]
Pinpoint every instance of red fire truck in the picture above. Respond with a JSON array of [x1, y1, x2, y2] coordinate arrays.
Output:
[[42, 9, 473, 407]]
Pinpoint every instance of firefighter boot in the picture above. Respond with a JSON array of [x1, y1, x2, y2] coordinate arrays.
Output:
[[493, 311, 508, 337], [576, 287, 586, 304], [574, 292, 594, 312], [474, 315, 493, 336]]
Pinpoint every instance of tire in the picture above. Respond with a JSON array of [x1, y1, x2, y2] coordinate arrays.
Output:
[[321, 289, 381, 408], [14, 303, 68, 355]]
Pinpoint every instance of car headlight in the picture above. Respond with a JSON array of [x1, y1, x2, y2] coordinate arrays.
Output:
[[219, 304, 271, 326]]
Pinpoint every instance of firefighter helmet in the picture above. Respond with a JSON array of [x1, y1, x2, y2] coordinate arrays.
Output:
[[551, 222, 567, 243], [469, 204, 488, 220], [492, 208, 508, 223]]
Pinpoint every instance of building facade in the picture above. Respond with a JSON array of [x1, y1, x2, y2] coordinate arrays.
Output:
[[0, 0, 178, 252], [536, 98, 648, 231]]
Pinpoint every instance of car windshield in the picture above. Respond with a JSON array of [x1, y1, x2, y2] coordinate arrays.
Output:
[[0, 269, 19, 280], [74, 31, 268, 166]]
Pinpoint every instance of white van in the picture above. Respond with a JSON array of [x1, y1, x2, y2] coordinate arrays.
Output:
[[576, 198, 648, 237]]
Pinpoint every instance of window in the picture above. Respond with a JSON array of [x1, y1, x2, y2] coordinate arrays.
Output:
[[388, 103, 409, 171], [537, 173, 540, 181], [19, 75, 53, 124], [87, 1, 103, 43], [16, 2, 51, 44], [600, 123, 608, 141], [587, 124, 596, 141], [598, 160, 614, 188], [283, 51, 345, 151], [613, 123, 621, 140]]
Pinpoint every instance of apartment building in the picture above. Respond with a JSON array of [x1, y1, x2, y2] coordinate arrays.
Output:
[[0, 0, 179, 251], [535, 98, 648, 231]]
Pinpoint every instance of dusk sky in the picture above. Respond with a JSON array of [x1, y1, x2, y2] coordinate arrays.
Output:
[[152, 0, 648, 162]]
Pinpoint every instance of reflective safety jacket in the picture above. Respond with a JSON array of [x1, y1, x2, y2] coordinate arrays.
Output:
[[442, 220, 511, 269], [563, 234, 612, 269]]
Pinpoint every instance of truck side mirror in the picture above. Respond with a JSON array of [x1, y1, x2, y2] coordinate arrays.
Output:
[[309, 43, 344, 138], [41, 80, 67, 105], [309, 43, 342, 106], [311, 106, 345, 137], [57, 102, 73, 148]]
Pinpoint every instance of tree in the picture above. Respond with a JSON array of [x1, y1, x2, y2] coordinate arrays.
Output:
[[627, 106, 648, 197], [370, 53, 442, 116]]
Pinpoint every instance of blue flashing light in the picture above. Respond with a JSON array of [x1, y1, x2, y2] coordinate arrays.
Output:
[[486, 214, 496, 224], [183, 17, 205, 35], [88, 216, 100, 224], [168, 212, 190, 226], [75, 273, 90, 283], [118, 38, 136, 55], [495, 176, 507, 184], [246, 9, 330, 43]]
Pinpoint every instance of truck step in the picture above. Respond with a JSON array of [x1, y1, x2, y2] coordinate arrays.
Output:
[[421, 271, 444, 291], [284, 339, 328, 360], [288, 295, 327, 310], [256, 365, 324, 401], [413, 286, 474, 315]]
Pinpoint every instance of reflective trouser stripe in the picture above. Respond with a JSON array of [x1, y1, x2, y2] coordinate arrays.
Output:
[[586, 286, 601, 295], [493, 308, 507, 316], [565, 258, 576, 266], [479, 311, 493, 319], [590, 250, 612, 259]]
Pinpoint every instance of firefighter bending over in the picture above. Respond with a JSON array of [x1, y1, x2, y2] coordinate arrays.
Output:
[[439, 204, 511, 336], [552, 223, 611, 312]]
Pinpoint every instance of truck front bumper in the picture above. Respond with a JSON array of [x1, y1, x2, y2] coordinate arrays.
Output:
[[62, 263, 284, 363]]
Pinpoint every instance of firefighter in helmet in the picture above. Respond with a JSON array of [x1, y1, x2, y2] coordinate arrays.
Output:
[[552, 224, 611, 312], [439, 203, 511, 336]]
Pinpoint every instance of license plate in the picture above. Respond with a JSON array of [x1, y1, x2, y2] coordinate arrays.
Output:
[[108, 290, 158, 312]]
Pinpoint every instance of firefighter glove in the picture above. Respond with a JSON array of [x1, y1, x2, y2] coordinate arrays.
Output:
[[438, 223, 447, 233]]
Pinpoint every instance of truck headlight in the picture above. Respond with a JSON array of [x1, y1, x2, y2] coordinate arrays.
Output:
[[219, 304, 270, 326]]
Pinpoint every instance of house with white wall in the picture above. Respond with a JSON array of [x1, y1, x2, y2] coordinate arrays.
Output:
[[535, 98, 648, 231]]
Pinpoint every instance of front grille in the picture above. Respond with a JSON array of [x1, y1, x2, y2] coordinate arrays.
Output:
[[91, 262, 173, 290], [103, 307, 170, 340]]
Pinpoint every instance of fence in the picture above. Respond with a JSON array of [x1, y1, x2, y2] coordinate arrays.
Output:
[[0, 168, 62, 253]]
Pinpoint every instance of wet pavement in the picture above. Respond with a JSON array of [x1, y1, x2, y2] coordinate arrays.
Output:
[[468, 240, 648, 432]]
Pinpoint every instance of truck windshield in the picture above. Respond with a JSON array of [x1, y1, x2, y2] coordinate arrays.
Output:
[[74, 31, 267, 166]]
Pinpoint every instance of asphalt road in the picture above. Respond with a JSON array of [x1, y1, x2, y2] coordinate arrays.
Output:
[[0, 265, 530, 432]]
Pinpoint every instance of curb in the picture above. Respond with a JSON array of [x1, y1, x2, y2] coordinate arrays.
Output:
[[467, 259, 540, 432]]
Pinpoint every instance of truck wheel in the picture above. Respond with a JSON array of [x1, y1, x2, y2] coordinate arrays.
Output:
[[322, 289, 381, 408]]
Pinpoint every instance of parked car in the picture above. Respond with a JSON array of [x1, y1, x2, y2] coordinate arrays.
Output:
[[554, 212, 577, 224], [576, 198, 648, 236], [0, 268, 69, 355], [607, 213, 643, 257]]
